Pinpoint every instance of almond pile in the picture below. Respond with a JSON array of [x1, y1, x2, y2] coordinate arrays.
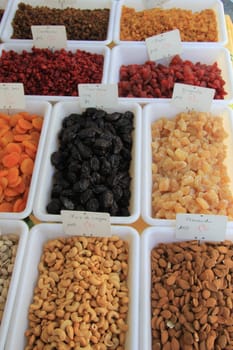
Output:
[[151, 240, 233, 350]]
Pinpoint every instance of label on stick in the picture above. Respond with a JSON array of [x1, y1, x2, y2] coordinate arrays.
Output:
[[79, 84, 118, 109], [0, 83, 25, 110], [61, 210, 111, 237], [175, 213, 226, 242], [31, 25, 67, 50], [146, 29, 182, 61], [172, 83, 215, 112]]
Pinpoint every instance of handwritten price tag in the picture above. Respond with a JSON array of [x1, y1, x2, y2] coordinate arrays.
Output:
[[61, 211, 111, 237], [175, 214, 227, 241], [40, 0, 76, 8], [79, 84, 118, 109], [144, 0, 170, 8], [0, 83, 25, 110], [31, 25, 67, 50], [146, 30, 182, 61], [172, 83, 215, 112]]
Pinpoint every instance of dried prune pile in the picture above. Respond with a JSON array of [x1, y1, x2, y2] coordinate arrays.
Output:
[[47, 108, 134, 216]]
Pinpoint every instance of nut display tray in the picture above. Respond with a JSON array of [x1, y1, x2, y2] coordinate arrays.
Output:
[[33, 101, 142, 224], [141, 102, 233, 226], [0, 99, 52, 220], [109, 44, 233, 104], [113, 0, 228, 46], [5, 223, 140, 350], [0, 220, 28, 350], [0, 42, 110, 101], [1, 0, 116, 45], [140, 226, 233, 350]]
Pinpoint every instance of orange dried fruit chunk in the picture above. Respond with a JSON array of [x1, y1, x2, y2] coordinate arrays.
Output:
[[0, 202, 13, 212], [22, 140, 37, 153], [6, 142, 22, 154], [32, 117, 43, 130], [7, 167, 19, 186], [20, 158, 34, 175], [18, 118, 33, 130], [2, 152, 21, 168], [13, 198, 26, 212]]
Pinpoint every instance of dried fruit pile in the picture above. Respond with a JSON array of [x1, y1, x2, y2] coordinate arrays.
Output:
[[0, 111, 43, 212], [0, 234, 19, 324], [0, 48, 104, 96], [151, 240, 233, 350], [12, 3, 110, 41], [120, 6, 218, 42], [25, 235, 129, 349], [119, 55, 226, 99], [47, 108, 134, 216], [151, 111, 233, 219]]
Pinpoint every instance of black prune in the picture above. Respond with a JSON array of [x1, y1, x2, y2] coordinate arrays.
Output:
[[100, 158, 111, 175], [86, 198, 99, 212], [90, 156, 100, 171], [101, 190, 114, 209], [51, 151, 68, 169], [112, 185, 123, 201], [113, 136, 123, 154], [105, 112, 121, 121], [80, 189, 93, 204], [94, 138, 112, 151], [73, 178, 90, 192], [46, 198, 62, 214], [66, 172, 77, 184], [76, 141, 92, 159], [90, 172, 101, 185], [60, 196, 75, 210]]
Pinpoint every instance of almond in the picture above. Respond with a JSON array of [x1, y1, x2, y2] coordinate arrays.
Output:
[[171, 337, 180, 350], [177, 278, 190, 290]]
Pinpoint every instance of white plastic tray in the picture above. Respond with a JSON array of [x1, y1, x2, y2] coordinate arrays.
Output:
[[141, 102, 233, 226], [0, 220, 29, 350], [33, 101, 142, 224], [140, 225, 233, 350], [109, 44, 233, 104], [0, 99, 52, 220], [1, 0, 116, 45], [5, 223, 140, 350], [113, 0, 228, 46], [0, 43, 111, 101]]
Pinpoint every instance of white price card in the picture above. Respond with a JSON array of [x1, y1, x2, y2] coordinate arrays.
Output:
[[40, 0, 77, 8], [79, 84, 118, 109], [172, 83, 215, 112], [144, 0, 170, 8], [0, 83, 25, 110], [145, 29, 182, 61], [175, 214, 227, 242], [61, 210, 111, 237], [31, 25, 67, 50], [0, 0, 7, 8]]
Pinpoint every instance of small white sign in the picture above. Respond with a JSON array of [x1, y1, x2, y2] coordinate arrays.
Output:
[[175, 214, 227, 241], [61, 210, 111, 237], [172, 83, 215, 112], [31, 25, 67, 50], [0, 83, 25, 110], [79, 84, 118, 109], [144, 0, 170, 8], [40, 0, 77, 8], [146, 30, 182, 61]]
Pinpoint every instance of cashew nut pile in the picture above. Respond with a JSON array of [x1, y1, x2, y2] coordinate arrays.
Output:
[[25, 235, 129, 350], [0, 234, 19, 324]]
